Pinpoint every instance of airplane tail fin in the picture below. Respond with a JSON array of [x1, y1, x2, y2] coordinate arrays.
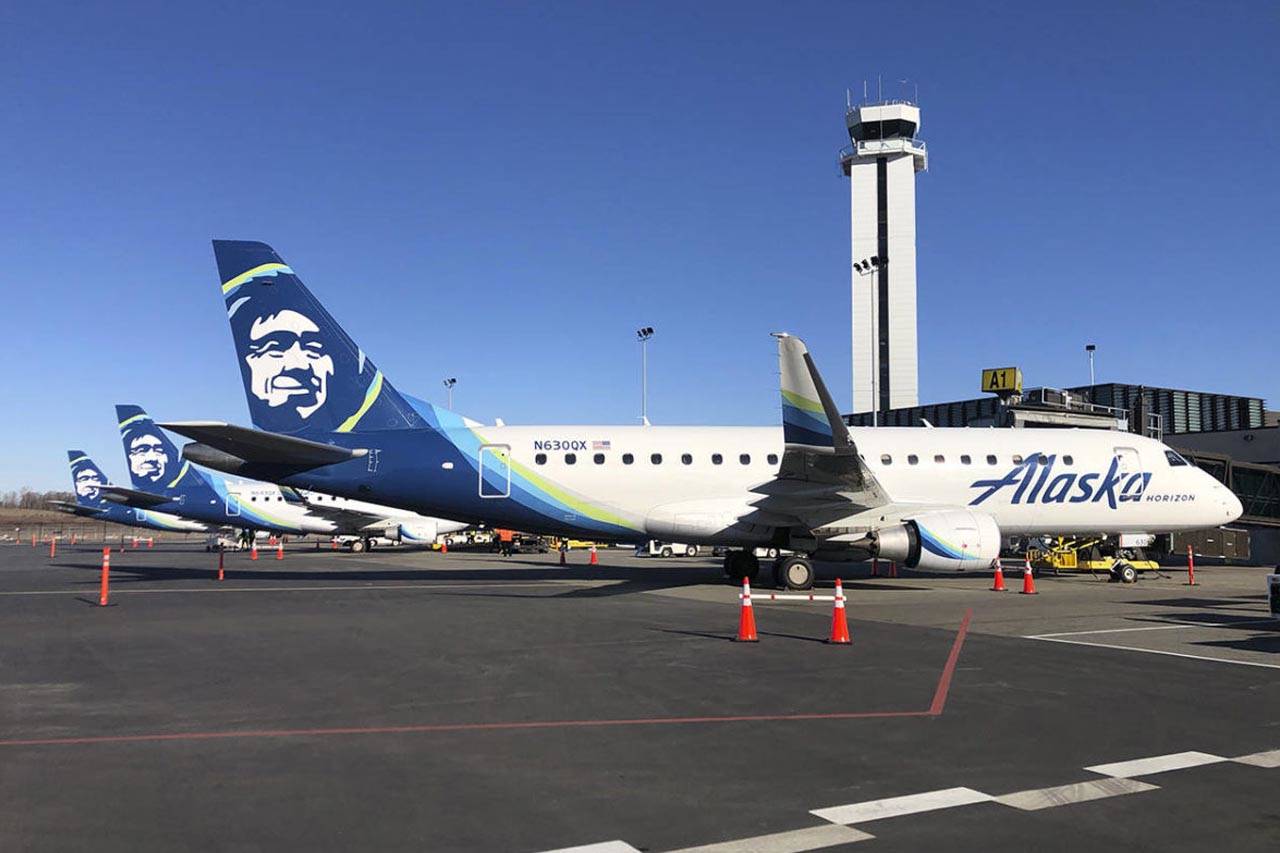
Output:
[[116, 404, 219, 500], [774, 333, 854, 454], [213, 240, 424, 437], [68, 450, 110, 506]]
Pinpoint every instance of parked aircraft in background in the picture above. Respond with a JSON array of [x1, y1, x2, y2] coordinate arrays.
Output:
[[106, 405, 467, 551], [49, 450, 212, 535], [163, 241, 1242, 588]]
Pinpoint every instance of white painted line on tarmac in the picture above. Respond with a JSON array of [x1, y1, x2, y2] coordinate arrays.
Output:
[[811, 787, 993, 825], [1085, 751, 1226, 778], [1025, 636, 1280, 670], [1232, 749, 1280, 768], [994, 777, 1158, 811], [668, 823, 873, 853], [1030, 617, 1279, 638], [0, 580, 609, 597], [538, 842, 641, 853]]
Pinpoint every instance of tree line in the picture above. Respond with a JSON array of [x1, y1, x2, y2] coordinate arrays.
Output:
[[0, 489, 74, 508]]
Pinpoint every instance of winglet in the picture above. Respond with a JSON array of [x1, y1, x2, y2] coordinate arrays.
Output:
[[774, 333, 854, 453]]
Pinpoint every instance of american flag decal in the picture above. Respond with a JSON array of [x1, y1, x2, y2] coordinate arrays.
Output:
[[592, 440, 611, 451]]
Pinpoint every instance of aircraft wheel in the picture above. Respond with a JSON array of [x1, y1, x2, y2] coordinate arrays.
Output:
[[778, 556, 815, 591]]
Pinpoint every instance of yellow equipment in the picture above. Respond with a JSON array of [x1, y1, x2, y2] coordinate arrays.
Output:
[[1028, 536, 1158, 583]]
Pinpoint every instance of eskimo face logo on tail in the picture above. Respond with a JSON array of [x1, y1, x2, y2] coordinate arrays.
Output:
[[968, 452, 1151, 510], [72, 464, 104, 500], [244, 309, 335, 420], [126, 431, 170, 485]]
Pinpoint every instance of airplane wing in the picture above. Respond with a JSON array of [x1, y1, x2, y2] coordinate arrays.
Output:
[[159, 421, 366, 471], [95, 484, 175, 509], [750, 334, 891, 530], [291, 499, 390, 533]]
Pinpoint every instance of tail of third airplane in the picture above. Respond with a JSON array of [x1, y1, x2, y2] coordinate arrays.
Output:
[[116, 405, 221, 503], [68, 450, 110, 507], [213, 240, 425, 437]]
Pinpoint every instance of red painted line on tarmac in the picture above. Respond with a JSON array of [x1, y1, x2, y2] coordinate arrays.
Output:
[[0, 612, 973, 748], [928, 608, 972, 716]]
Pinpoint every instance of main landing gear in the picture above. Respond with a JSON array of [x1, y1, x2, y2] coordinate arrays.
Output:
[[723, 550, 816, 591], [772, 555, 814, 591]]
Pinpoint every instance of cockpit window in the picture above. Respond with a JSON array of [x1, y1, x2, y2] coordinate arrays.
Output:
[[1165, 449, 1189, 467]]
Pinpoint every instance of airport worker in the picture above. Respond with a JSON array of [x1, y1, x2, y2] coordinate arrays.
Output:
[[498, 528, 514, 557]]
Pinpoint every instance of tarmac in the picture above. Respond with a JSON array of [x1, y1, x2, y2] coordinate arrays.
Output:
[[0, 540, 1277, 852]]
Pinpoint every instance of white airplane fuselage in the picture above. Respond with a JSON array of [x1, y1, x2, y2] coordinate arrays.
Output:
[[448, 423, 1241, 540]]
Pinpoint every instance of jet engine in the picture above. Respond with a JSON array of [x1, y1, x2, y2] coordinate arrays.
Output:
[[869, 509, 1001, 572], [390, 520, 439, 544]]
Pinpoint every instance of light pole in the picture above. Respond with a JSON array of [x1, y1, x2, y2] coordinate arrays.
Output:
[[1085, 344, 1097, 386], [854, 256, 884, 426], [442, 377, 457, 410], [636, 327, 654, 425]]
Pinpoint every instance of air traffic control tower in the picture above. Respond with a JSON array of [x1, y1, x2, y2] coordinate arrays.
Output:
[[842, 99, 927, 417]]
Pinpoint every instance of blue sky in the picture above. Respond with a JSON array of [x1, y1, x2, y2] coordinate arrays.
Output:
[[1, 1, 1276, 491]]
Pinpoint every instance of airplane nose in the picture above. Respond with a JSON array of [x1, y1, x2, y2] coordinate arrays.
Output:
[[1222, 487, 1243, 522]]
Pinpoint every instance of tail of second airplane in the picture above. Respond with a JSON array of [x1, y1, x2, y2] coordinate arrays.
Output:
[[213, 240, 425, 437], [68, 450, 111, 506], [116, 405, 221, 503]]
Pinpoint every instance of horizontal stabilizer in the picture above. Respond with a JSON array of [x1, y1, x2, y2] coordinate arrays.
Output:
[[48, 500, 104, 516], [96, 484, 174, 509], [159, 421, 366, 470]]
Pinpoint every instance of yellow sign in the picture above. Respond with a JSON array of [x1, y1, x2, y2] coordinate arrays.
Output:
[[981, 367, 1022, 394]]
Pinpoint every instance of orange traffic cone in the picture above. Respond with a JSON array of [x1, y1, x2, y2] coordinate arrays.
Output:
[[1020, 557, 1038, 595], [147, 537, 154, 548], [217, 549, 225, 582], [889, 561, 898, 579], [589, 545, 598, 565], [131, 536, 138, 549], [49, 537, 57, 559], [250, 542, 259, 561], [98, 547, 111, 607], [828, 578, 852, 644], [991, 559, 1006, 591], [735, 577, 759, 642], [331, 539, 338, 550], [275, 540, 284, 561], [441, 540, 448, 554]]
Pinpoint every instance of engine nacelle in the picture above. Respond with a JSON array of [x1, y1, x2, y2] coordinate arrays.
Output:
[[870, 509, 1001, 572], [391, 520, 439, 544]]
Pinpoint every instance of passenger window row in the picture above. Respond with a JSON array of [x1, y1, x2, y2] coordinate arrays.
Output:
[[877, 453, 1075, 466], [533, 452, 781, 467]]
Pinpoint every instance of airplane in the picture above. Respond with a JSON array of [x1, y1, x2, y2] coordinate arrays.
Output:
[[50, 450, 213, 535], [105, 404, 469, 551], [161, 240, 1244, 589]]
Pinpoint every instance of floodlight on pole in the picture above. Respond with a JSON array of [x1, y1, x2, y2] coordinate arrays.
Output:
[[443, 377, 457, 410], [854, 255, 885, 426], [636, 327, 654, 425], [1085, 344, 1097, 386]]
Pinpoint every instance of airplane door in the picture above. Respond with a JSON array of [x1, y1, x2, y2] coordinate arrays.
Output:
[[1113, 446, 1142, 476], [226, 492, 242, 517], [479, 444, 511, 499]]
